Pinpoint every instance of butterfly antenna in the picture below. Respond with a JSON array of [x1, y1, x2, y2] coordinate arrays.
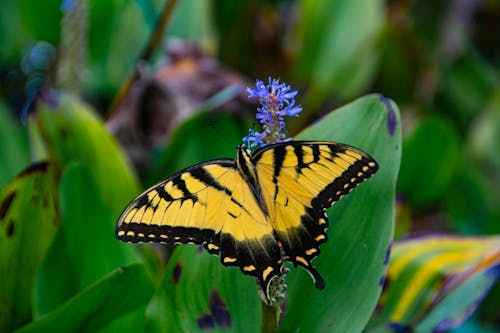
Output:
[[209, 123, 237, 149]]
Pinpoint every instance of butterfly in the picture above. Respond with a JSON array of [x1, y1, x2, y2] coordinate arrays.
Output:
[[116, 141, 378, 303]]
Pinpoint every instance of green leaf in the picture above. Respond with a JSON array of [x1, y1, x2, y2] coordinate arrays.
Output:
[[295, 0, 384, 104], [167, 0, 213, 43], [444, 164, 499, 235], [397, 114, 461, 208], [87, 0, 148, 94], [16, 0, 61, 44], [0, 103, 31, 189], [368, 236, 500, 333], [144, 94, 400, 333], [15, 263, 154, 333], [469, 88, 500, 170], [36, 94, 141, 221], [438, 50, 498, 127], [445, 88, 500, 235], [0, 1, 29, 62], [34, 162, 141, 317], [146, 246, 261, 333], [212, 1, 259, 73], [0, 163, 58, 332]]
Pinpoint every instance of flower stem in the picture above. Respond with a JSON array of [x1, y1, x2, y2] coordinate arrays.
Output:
[[57, 0, 88, 92], [261, 302, 280, 333]]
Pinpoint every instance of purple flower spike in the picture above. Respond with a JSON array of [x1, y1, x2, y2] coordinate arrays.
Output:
[[243, 78, 302, 150]]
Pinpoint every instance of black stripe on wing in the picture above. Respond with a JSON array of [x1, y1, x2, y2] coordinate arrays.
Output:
[[312, 146, 378, 209]]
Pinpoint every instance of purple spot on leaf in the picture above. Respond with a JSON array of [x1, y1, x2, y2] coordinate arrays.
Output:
[[389, 322, 412, 333], [379, 275, 386, 288], [197, 290, 232, 329], [210, 290, 231, 327], [6, 220, 15, 237], [280, 301, 287, 323], [380, 275, 390, 295], [0, 192, 16, 220], [197, 314, 215, 329], [433, 318, 455, 333], [171, 262, 182, 284], [384, 243, 392, 266], [379, 95, 396, 137], [485, 262, 500, 278]]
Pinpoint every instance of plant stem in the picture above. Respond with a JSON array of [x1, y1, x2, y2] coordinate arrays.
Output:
[[57, 0, 88, 92], [261, 302, 280, 333], [106, 0, 178, 118]]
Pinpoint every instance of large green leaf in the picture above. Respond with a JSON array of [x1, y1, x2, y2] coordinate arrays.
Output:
[[397, 114, 461, 209], [36, 94, 141, 221], [34, 162, 141, 318], [14, 263, 154, 333], [0, 163, 58, 332], [143, 94, 400, 332]]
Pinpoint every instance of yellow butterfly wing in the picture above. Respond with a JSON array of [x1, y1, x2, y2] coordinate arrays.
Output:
[[116, 160, 283, 299], [252, 141, 378, 288]]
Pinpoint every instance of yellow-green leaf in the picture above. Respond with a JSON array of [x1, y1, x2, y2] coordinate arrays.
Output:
[[35, 94, 141, 220], [0, 163, 58, 332], [369, 235, 500, 332]]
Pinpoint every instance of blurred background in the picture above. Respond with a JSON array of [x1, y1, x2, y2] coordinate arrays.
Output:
[[0, 0, 499, 332]]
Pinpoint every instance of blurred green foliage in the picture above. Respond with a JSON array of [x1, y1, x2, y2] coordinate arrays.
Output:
[[0, 0, 499, 332]]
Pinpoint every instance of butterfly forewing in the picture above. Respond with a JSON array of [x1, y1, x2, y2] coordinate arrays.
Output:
[[252, 141, 378, 287], [116, 160, 283, 301]]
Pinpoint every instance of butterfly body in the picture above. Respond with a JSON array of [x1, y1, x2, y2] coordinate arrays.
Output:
[[116, 141, 378, 303]]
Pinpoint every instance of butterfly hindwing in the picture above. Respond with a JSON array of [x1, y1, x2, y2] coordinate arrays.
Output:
[[116, 160, 283, 300], [252, 141, 378, 287]]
